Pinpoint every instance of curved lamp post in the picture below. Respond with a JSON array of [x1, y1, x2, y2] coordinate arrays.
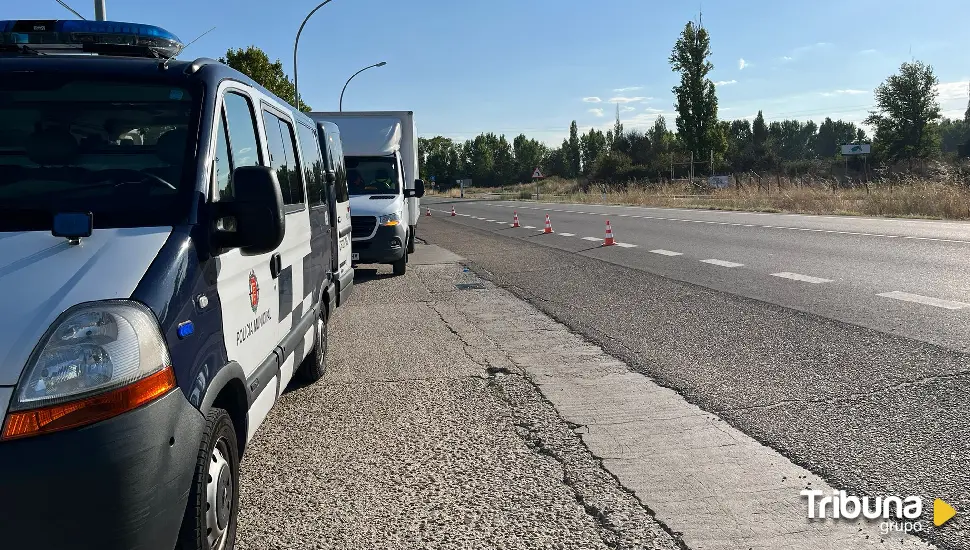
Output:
[[293, 0, 336, 109], [339, 61, 387, 111]]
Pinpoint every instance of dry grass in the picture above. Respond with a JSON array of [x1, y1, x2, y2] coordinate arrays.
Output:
[[437, 176, 970, 220]]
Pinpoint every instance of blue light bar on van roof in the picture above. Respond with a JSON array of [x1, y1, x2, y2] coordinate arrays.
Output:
[[0, 19, 183, 58]]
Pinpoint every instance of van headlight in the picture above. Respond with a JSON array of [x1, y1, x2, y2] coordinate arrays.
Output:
[[379, 212, 402, 226], [2, 301, 175, 441]]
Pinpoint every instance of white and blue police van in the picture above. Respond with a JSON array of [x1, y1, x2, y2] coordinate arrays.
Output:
[[0, 19, 352, 550]]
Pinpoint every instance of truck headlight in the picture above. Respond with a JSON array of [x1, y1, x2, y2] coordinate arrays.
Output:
[[2, 301, 175, 441], [379, 212, 402, 227]]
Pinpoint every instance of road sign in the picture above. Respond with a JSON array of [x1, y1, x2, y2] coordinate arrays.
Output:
[[532, 167, 544, 179], [841, 144, 871, 155]]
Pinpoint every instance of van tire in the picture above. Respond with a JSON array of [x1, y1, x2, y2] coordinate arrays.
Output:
[[176, 408, 239, 550], [296, 305, 329, 383], [407, 225, 416, 253], [392, 248, 408, 276]]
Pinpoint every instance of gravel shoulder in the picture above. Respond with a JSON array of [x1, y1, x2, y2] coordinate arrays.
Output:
[[235, 244, 683, 550]]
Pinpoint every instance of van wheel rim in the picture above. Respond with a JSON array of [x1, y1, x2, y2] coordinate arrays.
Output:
[[206, 440, 232, 550]]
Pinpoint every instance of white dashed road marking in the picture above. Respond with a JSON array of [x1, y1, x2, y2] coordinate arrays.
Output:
[[559, 232, 575, 237], [523, 225, 536, 229], [650, 249, 683, 256], [700, 259, 744, 268], [877, 291, 970, 310], [771, 272, 833, 284], [615, 243, 637, 248], [582, 237, 601, 242], [486, 219, 496, 222]]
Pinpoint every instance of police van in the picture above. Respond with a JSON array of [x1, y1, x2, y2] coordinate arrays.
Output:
[[0, 19, 351, 550]]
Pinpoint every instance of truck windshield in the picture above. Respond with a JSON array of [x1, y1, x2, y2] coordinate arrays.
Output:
[[345, 156, 400, 196], [0, 75, 198, 231]]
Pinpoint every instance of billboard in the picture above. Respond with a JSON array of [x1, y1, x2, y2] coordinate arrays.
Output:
[[841, 144, 871, 155]]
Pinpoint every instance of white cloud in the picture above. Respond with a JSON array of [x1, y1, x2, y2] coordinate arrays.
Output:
[[820, 89, 869, 97], [588, 108, 605, 117], [781, 56, 793, 62], [613, 86, 643, 93], [642, 107, 665, 113], [739, 58, 747, 70], [583, 97, 602, 103], [609, 96, 646, 104], [621, 106, 636, 112], [714, 79, 738, 86], [935, 80, 969, 101]]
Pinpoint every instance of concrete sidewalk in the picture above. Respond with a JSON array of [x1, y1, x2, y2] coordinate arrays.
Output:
[[236, 243, 681, 549]]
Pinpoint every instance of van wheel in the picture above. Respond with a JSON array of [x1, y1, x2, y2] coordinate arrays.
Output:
[[407, 226, 416, 253], [296, 305, 329, 383], [392, 248, 408, 276], [177, 408, 239, 550]]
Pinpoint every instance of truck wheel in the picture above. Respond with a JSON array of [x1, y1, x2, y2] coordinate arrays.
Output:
[[176, 408, 239, 550], [296, 304, 329, 383], [407, 225, 416, 253], [392, 247, 408, 276]]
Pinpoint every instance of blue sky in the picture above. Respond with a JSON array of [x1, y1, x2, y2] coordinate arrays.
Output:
[[9, 0, 970, 145]]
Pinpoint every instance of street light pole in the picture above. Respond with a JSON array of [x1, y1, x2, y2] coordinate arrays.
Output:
[[339, 62, 387, 111], [94, 0, 106, 20], [293, 0, 335, 109]]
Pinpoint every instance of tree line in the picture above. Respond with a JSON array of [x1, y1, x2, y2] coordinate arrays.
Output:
[[419, 22, 970, 188], [218, 40, 970, 189]]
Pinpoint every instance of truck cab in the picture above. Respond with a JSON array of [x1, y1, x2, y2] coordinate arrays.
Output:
[[310, 112, 425, 276]]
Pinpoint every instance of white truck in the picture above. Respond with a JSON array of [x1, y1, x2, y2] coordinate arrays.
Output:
[[309, 111, 425, 276]]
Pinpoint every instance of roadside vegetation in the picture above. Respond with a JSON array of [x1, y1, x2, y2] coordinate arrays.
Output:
[[419, 21, 970, 220], [442, 175, 970, 220]]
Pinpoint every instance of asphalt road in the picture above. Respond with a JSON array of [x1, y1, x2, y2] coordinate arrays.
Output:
[[423, 197, 970, 352], [418, 207, 970, 550]]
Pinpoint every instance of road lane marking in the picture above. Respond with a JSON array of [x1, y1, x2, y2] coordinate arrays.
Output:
[[486, 219, 496, 222], [877, 291, 970, 310], [650, 249, 683, 256], [474, 203, 970, 244], [559, 232, 575, 237], [771, 272, 833, 284], [523, 225, 536, 229], [700, 259, 744, 268], [615, 243, 637, 248], [582, 237, 601, 241]]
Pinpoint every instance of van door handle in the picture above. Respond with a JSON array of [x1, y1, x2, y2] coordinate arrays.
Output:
[[270, 253, 282, 279]]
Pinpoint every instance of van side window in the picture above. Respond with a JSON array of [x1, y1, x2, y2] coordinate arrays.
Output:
[[330, 135, 349, 203], [217, 92, 261, 200], [297, 124, 325, 209], [213, 112, 232, 199], [262, 110, 305, 208]]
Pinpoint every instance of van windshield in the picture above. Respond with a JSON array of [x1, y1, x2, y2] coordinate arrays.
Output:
[[345, 155, 399, 196], [0, 75, 198, 231]]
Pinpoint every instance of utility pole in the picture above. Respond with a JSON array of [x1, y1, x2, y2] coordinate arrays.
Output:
[[94, 0, 106, 20]]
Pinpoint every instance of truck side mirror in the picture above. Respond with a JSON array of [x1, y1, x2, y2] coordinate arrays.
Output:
[[213, 166, 285, 255], [411, 178, 426, 198], [325, 170, 336, 185]]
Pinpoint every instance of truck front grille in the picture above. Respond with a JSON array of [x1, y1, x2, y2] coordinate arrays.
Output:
[[351, 216, 377, 239]]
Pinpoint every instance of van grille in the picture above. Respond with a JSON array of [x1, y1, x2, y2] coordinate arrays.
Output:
[[351, 216, 377, 239]]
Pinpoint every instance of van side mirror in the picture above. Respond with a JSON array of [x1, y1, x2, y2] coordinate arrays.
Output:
[[405, 178, 425, 199], [213, 166, 285, 255], [325, 170, 336, 184]]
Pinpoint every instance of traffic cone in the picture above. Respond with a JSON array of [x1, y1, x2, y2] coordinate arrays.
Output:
[[512, 211, 520, 228], [543, 214, 553, 234], [426, 207, 431, 217], [451, 206, 457, 217], [603, 220, 616, 246]]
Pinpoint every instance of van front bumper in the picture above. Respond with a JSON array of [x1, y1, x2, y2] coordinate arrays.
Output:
[[0, 388, 204, 550], [353, 223, 407, 264]]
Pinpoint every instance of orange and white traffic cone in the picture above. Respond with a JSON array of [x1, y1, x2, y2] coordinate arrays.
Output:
[[451, 206, 457, 217], [426, 207, 432, 217], [543, 214, 553, 234], [604, 220, 616, 246], [512, 211, 520, 228]]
